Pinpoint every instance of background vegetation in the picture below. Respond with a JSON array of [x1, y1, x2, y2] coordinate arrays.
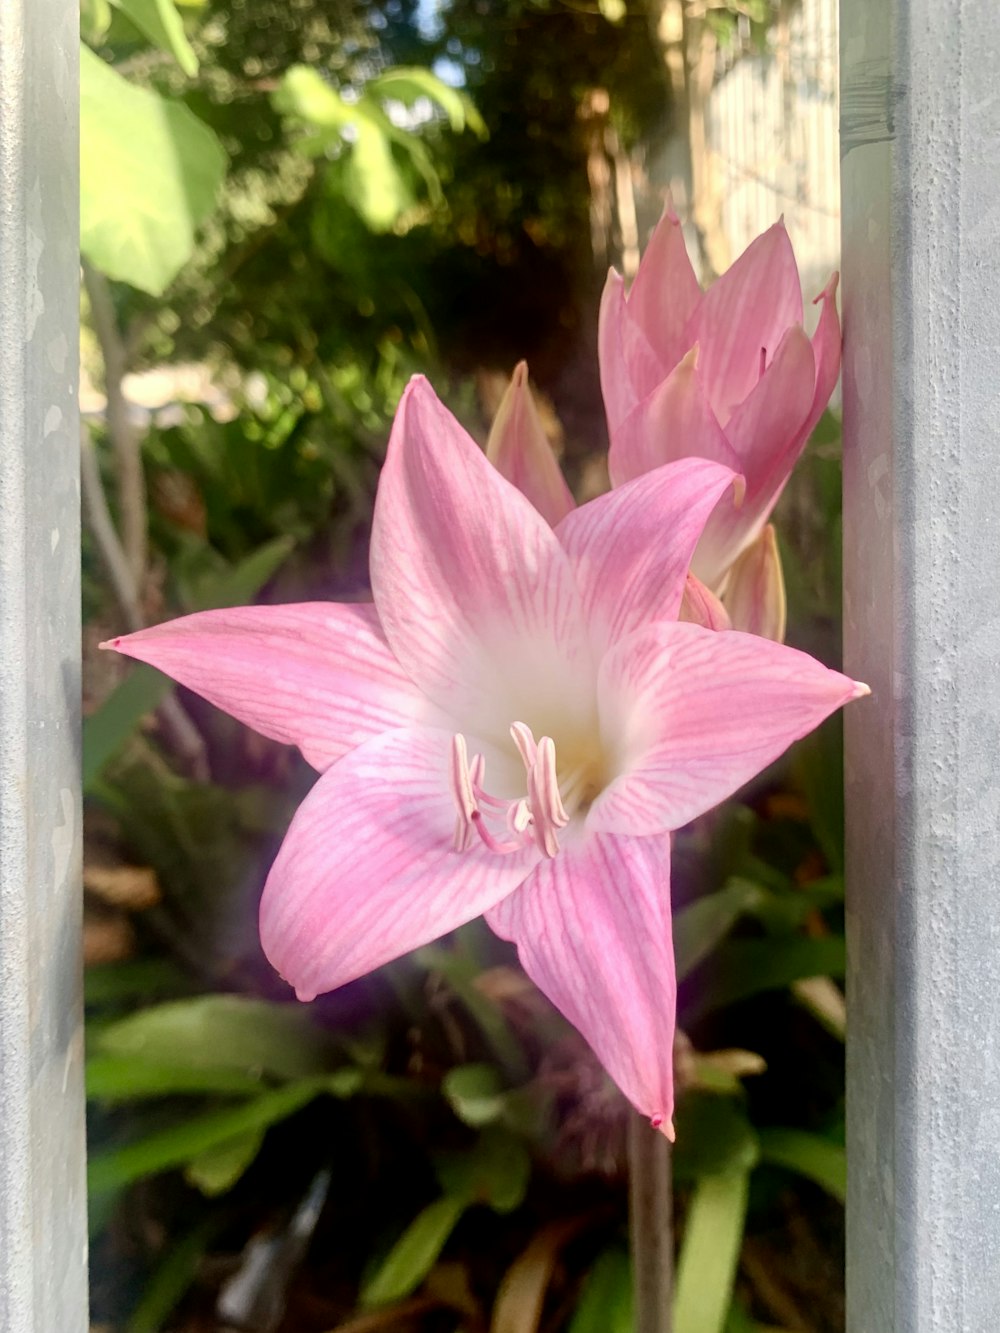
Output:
[[81, 2, 847, 1329]]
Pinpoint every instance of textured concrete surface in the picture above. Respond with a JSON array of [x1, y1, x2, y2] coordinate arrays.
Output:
[[0, 2, 87, 1328], [842, 1, 1000, 1327]]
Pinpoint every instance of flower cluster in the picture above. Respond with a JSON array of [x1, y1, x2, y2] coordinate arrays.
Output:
[[105, 212, 864, 1135]]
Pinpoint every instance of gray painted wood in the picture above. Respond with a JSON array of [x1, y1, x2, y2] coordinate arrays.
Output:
[[841, 1, 1000, 1327], [0, 2, 87, 1328]]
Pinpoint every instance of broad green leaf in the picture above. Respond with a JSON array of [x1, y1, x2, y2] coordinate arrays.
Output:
[[673, 879, 767, 981], [95, 995, 336, 1082], [682, 936, 846, 1024], [81, 46, 226, 294], [83, 664, 173, 791], [87, 1056, 264, 1102], [673, 1170, 750, 1333], [435, 1128, 531, 1215], [110, 0, 198, 76], [672, 1093, 760, 1183], [442, 1063, 506, 1127], [360, 1195, 467, 1308], [570, 1248, 633, 1333], [88, 1078, 328, 1195], [184, 1128, 264, 1196], [757, 1128, 846, 1203]]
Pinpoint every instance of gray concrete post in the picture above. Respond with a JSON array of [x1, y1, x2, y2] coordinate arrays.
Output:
[[0, 2, 88, 1328], [841, 1, 1000, 1327]]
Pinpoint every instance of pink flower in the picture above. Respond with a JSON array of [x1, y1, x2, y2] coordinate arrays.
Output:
[[599, 210, 841, 592], [103, 376, 865, 1133]]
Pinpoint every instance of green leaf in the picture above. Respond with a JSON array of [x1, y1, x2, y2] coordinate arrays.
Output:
[[84, 958, 191, 1006], [570, 1248, 633, 1333], [176, 534, 295, 613], [81, 0, 113, 43], [87, 1056, 264, 1102], [95, 995, 337, 1082], [673, 1094, 760, 1183], [757, 1129, 846, 1204], [81, 45, 226, 294], [360, 1195, 467, 1308], [673, 1170, 750, 1333], [682, 936, 846, 1024], [416, 946, 529, 1080], [674, 880, 767, 982], [273, 65, 355, 129], [109, 0, 198, 76], [88, 1078, 328, 1195], [370, 66, 487, 137], [127, 1214, 226, 1333], [83, 664, 174, 791], [184, 1128, 264, 1196], [442, 1063, 507, 1127], [435, 1128, 531, 1215]]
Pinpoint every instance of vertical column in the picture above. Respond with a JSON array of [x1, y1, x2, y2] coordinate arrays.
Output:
[[841, 1, 1000, 1328], [0, 3, 87, 1330]]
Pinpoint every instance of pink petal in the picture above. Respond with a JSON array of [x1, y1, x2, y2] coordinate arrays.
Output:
[[683, 221, 803, 425], [260, 726, 539, 1001], [625, 206, 702, 373], [607, 346, 742, 487], [806, 273, 842, 433], [692, 325, 815, 588], [598, 269, 668, 430], [679, 574, 731, 631], [102, 603, 434, 771], [486, 361, 576, 526], [590, 621, 867, 837], [370, 377, 593, 746], [487, 831, 676, 1130], [555, 457, 740, 654], [722, 525, 786, 643]]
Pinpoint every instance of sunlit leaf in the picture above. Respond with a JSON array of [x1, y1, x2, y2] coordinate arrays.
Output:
[[110, 0, 198, 76], [371, 66, 487, 137], [87, 1056, 263, 1102], [81, 46, 226, 293]]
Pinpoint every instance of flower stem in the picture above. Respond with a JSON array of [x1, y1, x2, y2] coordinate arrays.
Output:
[[628, 1112, 674, 1333]]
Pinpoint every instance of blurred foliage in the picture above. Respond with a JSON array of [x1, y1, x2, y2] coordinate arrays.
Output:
[[82, 0, 848, 1330]]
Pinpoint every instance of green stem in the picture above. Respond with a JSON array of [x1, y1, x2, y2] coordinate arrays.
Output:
[[628, 1112, 674, 1333]]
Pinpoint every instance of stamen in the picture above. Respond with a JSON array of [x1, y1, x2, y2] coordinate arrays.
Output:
[[510, 721, 537, 768], [449, 734, 477, 852], [449, 724, 581, 861], [471, 811, 524, 856]]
